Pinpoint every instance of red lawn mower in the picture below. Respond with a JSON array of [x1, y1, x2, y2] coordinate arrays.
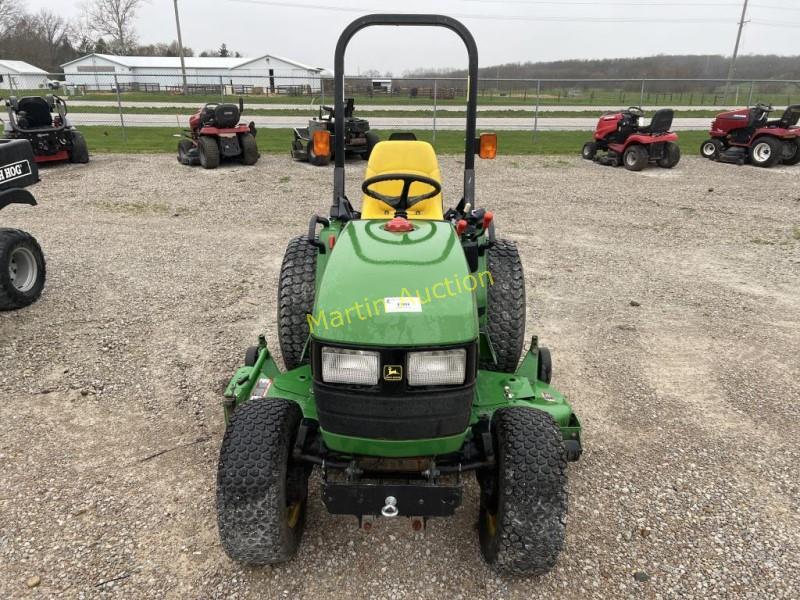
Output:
[[178, 99, 258, 169], [699, 103, 800, 168], [582, 107, 680, 171], [3, 95, 89, 165]]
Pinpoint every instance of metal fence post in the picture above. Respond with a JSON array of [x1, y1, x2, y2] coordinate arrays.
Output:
[[532, 79, 541, 146], [113, 74, 127, 142], [219, 75, 224, 102], [747, 81, 754, 106], [432, 78, 437, 144], [640, 79, 645, 107]]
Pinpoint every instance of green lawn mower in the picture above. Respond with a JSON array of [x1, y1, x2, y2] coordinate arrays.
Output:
[[217, 14, 582, 576]]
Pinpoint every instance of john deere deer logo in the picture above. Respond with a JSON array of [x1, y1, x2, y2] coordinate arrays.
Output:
[[383, 365, 402, 381]]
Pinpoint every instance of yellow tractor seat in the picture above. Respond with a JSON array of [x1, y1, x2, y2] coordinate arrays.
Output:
[[361, 140, 444, 220]]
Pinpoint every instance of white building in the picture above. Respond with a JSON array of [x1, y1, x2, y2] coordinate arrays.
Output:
[[61, 54, 329, 94], [0, 60, 50, 91]]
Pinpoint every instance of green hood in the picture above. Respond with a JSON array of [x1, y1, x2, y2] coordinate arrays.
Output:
[[310, 220, 482, 347]]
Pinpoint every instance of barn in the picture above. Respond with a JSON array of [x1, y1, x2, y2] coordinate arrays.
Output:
[[60, 54, 329, 95], [0, 60, 49, 91]]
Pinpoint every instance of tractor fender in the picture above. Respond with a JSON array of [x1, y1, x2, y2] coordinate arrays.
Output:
[[0, 187, 36, 212]]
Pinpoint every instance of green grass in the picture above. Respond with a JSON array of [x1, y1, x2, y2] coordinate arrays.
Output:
[[81, 126, 709, 156], [66, 105, 723, 119]]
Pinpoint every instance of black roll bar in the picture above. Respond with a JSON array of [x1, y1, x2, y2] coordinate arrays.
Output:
[[331, 14, 479, 219]]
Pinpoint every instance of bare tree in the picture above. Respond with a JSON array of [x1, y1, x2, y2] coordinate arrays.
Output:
[[35, 10, 74, 71], [84, 0, 145, 55], [0, 0, 21, 35]]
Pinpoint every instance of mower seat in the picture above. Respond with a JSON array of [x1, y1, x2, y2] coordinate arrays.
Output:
[[637, 108, 674, 135], [361, 140, 443, 220], [16, 97, 53, 129]]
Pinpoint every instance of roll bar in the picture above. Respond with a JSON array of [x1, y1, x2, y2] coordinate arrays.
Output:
[[331, 14, 479, 219]]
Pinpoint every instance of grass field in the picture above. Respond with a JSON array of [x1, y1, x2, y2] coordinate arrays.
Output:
[[81, 126, 709, 156]]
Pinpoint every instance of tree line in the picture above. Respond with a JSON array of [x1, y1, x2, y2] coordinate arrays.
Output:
[[0, 0, 241, 74], [406, 54, 800, 83]]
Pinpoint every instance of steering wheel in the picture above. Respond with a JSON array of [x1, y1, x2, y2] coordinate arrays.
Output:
[[754, 102, 773, 113], [361, 173, 442, 215], [627, 106, 645, 118]]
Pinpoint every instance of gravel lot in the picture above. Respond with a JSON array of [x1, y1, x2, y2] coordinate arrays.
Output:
[[1, 154, 798, 599]]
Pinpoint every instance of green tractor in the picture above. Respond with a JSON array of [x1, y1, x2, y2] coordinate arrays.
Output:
[[217, 14, 582, 576]]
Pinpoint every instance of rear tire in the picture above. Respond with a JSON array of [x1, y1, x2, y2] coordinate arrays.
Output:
[[700, 138, 723, 160], [622, 144, 648, 171], [239, 132, 259, 165], [277, 236, 317, 370], [477, 407, 568, 576], [198, 136, 220, 169], [749, 136, 782, 168], [364, 131, 380, 159], [307, 141, 330, 167], [581, 141, 597, 160], [480, 239, 525, 372], [657, 141, 681, 168], [216, 399, 308, 565], [781, 140, 800, 165], [0, 228, 46, 310], [68, 131, 89, 164]]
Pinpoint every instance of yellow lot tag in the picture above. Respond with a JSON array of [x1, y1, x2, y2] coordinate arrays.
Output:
[[384, 297, 422, 313]]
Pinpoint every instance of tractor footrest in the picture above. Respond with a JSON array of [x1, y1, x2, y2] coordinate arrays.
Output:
[[322, 481, 462, 517]]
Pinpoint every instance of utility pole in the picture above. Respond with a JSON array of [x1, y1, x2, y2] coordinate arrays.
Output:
[[724, 0, 749, 103], [173, 0, 188, 95]]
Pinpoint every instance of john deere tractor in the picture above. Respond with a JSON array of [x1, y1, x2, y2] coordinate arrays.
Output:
[[216, 14, 582, 576]]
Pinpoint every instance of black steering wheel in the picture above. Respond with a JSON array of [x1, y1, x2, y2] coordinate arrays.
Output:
[[754, 102, 773, 113], [361, 173, 442, 215], [627, 106, 645, 118]]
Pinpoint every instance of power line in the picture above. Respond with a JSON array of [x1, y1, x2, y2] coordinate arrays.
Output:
[[227, 0, 731, 23], [462, 0, 738, 6]]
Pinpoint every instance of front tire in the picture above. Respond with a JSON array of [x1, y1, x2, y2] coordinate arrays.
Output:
[[0, 228, 46, 310], [68, 131, 89, 164], [581, 141, 597, 160], [198, 136, 220, 169], [623, 144, 649, 171], [480, 239, 525, 372], [217, 399, 308, 565], [478, 407, 568, 576], [700, 138, 723, 160], [749, 137, 782, 168], [657, 141, 681, 168], [239, 132, 259, 165], [277, 236, 317, 370], [177, 139, 193, 164]]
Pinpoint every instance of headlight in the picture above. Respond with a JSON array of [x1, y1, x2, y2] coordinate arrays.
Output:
[[321, 347, 379, 385], [407, 348, 466, 386]]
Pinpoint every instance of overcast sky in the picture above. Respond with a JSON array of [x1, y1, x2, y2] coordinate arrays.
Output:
[[23, 0, 800, 73]]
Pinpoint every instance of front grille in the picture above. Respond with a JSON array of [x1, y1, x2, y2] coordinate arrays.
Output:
[[311, 341, 477, 441]]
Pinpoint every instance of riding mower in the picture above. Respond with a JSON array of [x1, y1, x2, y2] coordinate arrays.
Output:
[[582, 106, 680, 171], [2, 95, 89, 165], [699, 103, 800, 167], [291, 98, 379, 166], [0, 139, 46, 310], [177, 99, 258, 169], [216, 14, 582, 577]]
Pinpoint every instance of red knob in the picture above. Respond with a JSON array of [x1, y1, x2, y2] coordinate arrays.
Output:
[[456, 219, 468, 236]]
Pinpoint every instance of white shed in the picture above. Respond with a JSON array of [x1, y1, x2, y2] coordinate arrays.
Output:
[[61, 54, 329, 94], [0, 60, 50, 91]]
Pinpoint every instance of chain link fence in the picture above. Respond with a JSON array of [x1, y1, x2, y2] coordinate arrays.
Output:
[[2, 72, 798, 141]]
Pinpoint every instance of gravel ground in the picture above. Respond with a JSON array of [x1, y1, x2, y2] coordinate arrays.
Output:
[[1, 154, 798, 599]]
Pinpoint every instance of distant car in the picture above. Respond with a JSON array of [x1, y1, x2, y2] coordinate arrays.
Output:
[[46, 80, 62, 90]]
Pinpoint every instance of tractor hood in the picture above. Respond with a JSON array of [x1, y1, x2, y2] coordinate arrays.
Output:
[[311, 219, 479, 347]]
